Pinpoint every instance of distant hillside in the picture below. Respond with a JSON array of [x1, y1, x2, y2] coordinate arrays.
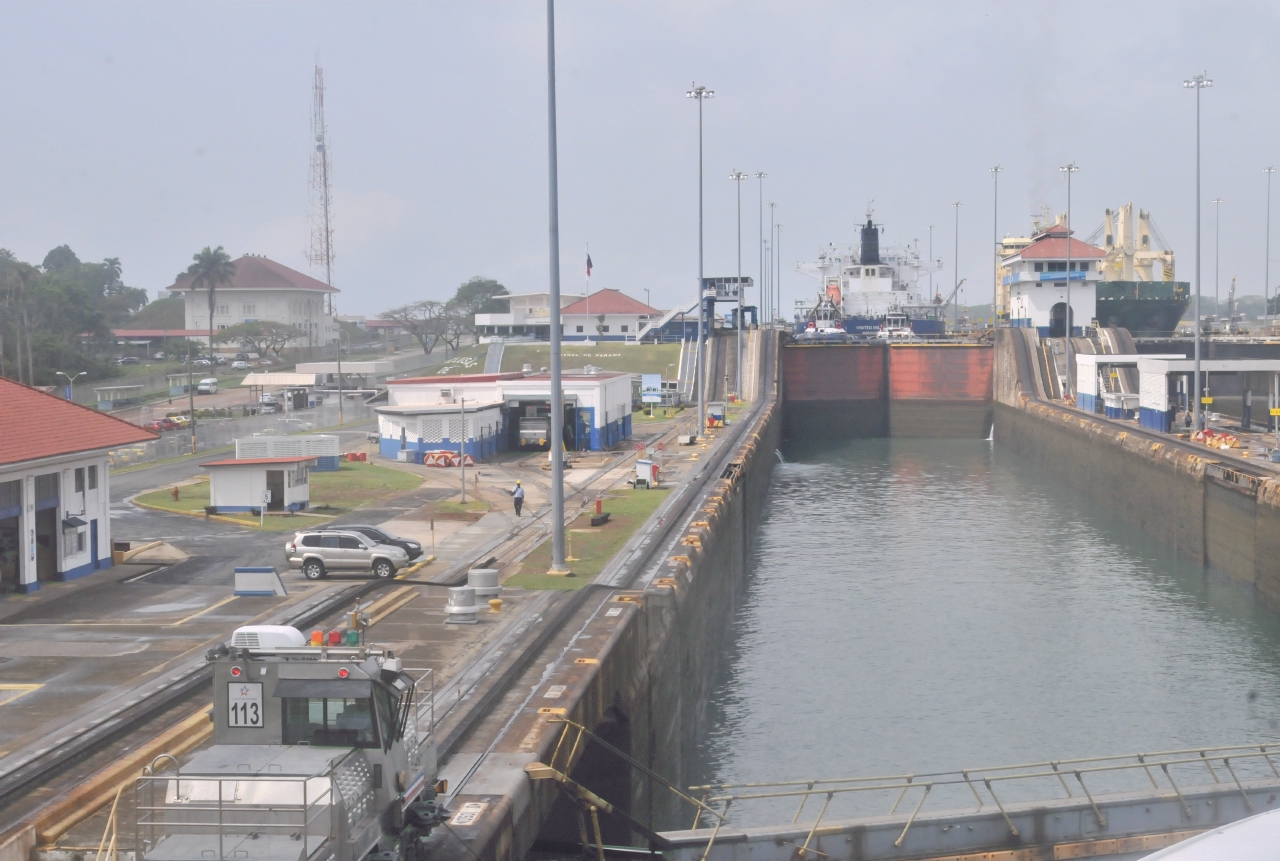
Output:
[[122, 295, 184, 329]]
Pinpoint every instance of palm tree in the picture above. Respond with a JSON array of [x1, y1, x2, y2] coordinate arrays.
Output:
[[183, 247, 236, 359]]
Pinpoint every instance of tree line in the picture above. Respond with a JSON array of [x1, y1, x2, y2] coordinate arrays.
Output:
[[0, 245, 149, 386], [381, 276, 509, 356]]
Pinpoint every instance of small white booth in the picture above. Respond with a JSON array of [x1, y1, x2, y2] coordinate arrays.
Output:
[[235, 434, 340, 471], [1136, 357, 1280, 433], [1075, 354, 1183, 417], [204, 456, 316, 514]]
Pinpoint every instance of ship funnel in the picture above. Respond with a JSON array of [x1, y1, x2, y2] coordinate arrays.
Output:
[[859, 219, 880, 265]]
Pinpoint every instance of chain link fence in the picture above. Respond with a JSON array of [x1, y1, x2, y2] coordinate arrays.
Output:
[[109, 399, 377, 469]]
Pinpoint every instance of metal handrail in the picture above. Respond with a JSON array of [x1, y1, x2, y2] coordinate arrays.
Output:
[[681, 743, 1280, 851]]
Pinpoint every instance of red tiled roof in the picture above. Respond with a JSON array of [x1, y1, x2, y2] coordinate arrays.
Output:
[[0, 378, 158, 466], [204, 456, 317, 467], [165, 256, 339, 294], [1018, 236, 1105, 260], [560, 289, 659, 316]]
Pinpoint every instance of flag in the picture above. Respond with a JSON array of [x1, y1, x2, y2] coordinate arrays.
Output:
[[586, 254, 593, 277]]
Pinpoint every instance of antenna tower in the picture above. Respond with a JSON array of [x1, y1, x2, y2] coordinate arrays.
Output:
[[309, 65, 335, 314]]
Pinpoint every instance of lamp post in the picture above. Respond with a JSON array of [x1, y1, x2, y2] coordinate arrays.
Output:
[[991, 166, 1003, 328], [55, 371, 86, 403], [1212, 197, 1223, 319], [730, 171, 747, 397], [335, 328, 349, 425], [775, 224, 783, 325], [952, 202, 962, 330], [1060, 164, 1078, 401], [755, 172, 766, 326], [546, 0, 567, 573], [1185, 72, 1211, 430], [1266, 167, 1276, 324], [768, 203, 777, 326], [687, 82, 713, 438]]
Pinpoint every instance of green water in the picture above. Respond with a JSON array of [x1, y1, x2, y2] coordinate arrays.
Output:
[[692, 437, 1280, 810]]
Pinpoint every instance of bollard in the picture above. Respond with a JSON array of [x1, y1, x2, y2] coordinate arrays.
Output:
[[444, 586, 480, 624], [467, 569, 501, 603], [595, 498, 602, 516], [488, 598, 503, 613]]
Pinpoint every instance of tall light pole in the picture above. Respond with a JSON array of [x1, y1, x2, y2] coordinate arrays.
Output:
[[768, 225, 778, 326], [1212, 197, 1223, 317], [1185, 72, 1211, 430], [928, 225, 934, 300], [1266, 167, 1276, 322], [952, 202, 962, 330], [1061, 163, 1078, 400], [546, 0, 567, 574], [768, 202, 777, 325], [335, 328, 349, 425], [990, 166, 1003, 327], [55, 371, 86, 403], [687, 82, 713, 437], [730, 171, 747, 397], [754, 172, 766, 326]]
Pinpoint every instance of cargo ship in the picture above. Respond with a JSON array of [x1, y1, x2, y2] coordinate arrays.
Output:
[[794, 216, 947, 337]]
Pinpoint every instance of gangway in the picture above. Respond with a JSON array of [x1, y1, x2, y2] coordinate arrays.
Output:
[[660, 745, 1280, 861], [636, 299, 699, 343]]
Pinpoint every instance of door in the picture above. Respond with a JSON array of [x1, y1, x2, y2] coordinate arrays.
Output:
[[266, 471, 285, 511], [338, 535, 368, 570], [35, 508, 57, 583], [90, 519, 99, 570]]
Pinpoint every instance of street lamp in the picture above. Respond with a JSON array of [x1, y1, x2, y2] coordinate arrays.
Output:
[[1060, 163, 1078, 400], [775, 223, 783, 325], [335, 328, 349, 425], [1213, 197, 1223, 319], [687, 81, 713, 438], [55, 371, 86, 403], [546, 0, 567, 574], [730, 170, 748, 398], [1265, 167, 1275, 324], [755, 172, 767, 326], [991, 166, 1003, 328], [768, 203, 777, 326], [1185, 71, 1211, 430]]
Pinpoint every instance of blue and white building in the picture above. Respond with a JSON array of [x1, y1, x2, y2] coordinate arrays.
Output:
[[1002, 223, 1105, 337], [375, 369, 633, 459]]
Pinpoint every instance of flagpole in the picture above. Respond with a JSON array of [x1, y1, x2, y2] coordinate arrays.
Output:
[[585, 243, 590, 343]]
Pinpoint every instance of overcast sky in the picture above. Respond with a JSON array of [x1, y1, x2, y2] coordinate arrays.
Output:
[[3, 1, 1280, 317]]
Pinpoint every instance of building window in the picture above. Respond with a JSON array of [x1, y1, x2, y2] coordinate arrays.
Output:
[[620, 325, 629, 332], [1047, 261, 1067, 272], [576, 326, 584, 333], [0, 480, 20, 512], [66, 530, 85, 556], [600, 325, 610, 332], [87, 465, 98, 490], [74, 468, 85, 494], [216, 304, 229, 315], [1074, 261, 1090, 271], [242, 304, 256, 315], [34, 473, 59, 505], [1034, 262, 1044, 272]]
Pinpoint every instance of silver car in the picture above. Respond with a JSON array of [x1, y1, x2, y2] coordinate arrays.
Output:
[[285, 530, 409, 580]]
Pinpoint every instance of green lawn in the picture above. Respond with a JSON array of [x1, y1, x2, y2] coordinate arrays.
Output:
[[499, 343, 682, 377], [133, 461, 422, 530], [506, 488, 670, 590]]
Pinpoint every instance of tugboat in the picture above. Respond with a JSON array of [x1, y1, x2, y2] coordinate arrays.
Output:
[[874, 305, 917, 341], [795, 288, 849, 342]]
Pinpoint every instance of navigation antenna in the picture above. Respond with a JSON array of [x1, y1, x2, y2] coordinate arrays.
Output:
[[309, 65, 335, 314]]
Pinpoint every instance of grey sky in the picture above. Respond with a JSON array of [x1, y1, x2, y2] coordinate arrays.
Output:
[[2, 1, 1278, 318]]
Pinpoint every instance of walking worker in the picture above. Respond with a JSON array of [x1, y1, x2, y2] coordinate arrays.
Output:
[[510, 480, 525, 516]]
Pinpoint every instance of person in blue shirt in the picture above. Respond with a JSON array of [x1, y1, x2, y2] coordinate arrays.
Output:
[[510, 480, 525, 516]]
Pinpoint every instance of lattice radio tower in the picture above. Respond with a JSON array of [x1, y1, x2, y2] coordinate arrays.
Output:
[[309, 65, 335, 314]]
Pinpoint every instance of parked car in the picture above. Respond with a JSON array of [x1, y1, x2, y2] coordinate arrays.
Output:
[[259, 402, 282, 414], [114, 356, 141, 366], [196, 377, 219, 394], [154, 351, 166, 360], [230, 360, 250, 370], [168, 414, 191, 428], [192, 358, 213, 368], [214, 356, 227, 365], [259, 392, 278, 405], [143, 418, 178, 432], [234, 352, 250, 360], [284, 530, 409, 580], [258, 357, 276, 366], [314, 524, 423, 561]]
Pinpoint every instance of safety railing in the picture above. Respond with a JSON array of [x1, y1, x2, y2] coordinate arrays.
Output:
[[685, 744, 1280, 855], [134, 766, 336, 861]]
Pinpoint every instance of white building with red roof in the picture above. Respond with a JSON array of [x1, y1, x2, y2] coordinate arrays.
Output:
[[560, 289, 661, 342], [203, 456, 317, 514], [0, 379, 158, 592], [164, 255, 339, 349], [1001, 223, 1106, 336]]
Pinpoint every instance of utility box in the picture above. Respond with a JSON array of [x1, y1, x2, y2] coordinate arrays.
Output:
[[634, 459, 659, 489], [707, 401, 727, 428]]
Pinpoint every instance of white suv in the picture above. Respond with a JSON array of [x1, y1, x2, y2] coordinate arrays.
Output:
[[285, 530, 408, 580]]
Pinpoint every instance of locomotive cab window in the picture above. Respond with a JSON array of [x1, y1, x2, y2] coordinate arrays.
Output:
[[282, 697, 379, 748]]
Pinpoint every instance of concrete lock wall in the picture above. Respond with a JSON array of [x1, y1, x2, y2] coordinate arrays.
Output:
[[992, 328, 1280, 612]]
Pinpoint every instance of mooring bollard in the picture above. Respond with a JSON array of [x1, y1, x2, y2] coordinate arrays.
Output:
[[444, 585, 480, 624], [467, 569, 501, 604]]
